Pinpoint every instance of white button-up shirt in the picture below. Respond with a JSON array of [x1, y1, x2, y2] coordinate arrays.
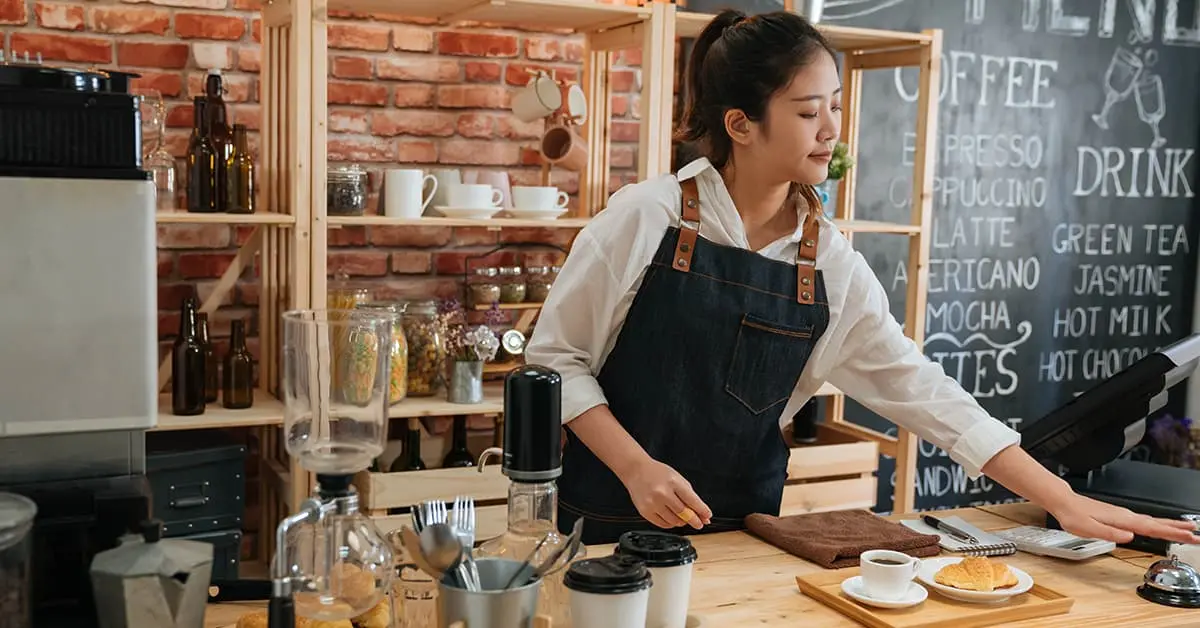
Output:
[[525, 158, 1020, 479]]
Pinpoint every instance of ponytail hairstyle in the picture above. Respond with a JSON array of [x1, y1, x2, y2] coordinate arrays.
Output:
[[676, 9, 838, 216]]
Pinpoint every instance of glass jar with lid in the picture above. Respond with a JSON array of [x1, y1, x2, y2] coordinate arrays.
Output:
[[498, 266, 526, 303], [355, 301, 408, 405], [468, 267, 501, 307], [402, 300, 446, 397], [328, 164, 368, 216], [526, 266, 557, 302]]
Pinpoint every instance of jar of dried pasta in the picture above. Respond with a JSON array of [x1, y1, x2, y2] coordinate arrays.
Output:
[[402, 300, 445, 397], [356, 301, 408, 405], [468, 267, 501, 307], [328, 285, 371, 398], [498, 266, 526, 303]]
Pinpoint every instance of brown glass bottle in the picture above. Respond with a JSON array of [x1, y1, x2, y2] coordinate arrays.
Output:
[[442, 416, 475, 468], [197, 312, 218, 403], [222, 319, 254, 409], [186, 98, 217, 213], [389, 418, 427, 471], [226, 124, 256, 214], [172, 297, 207, 415], [205, 70, 231, 211]]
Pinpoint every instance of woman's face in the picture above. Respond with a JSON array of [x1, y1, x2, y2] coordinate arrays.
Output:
[[747, 51, 843, 185]]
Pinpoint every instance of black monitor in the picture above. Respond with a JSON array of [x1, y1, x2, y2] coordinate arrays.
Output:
[[1020, 334, 1200, 553]]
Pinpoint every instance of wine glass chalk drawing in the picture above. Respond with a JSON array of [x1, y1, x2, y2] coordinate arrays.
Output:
[[1092, 47, 1144, 130], [1135, 73, 1167, 149]]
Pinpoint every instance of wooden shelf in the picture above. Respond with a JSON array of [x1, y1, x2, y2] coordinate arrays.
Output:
[[156, 210, 296, 225], [675, 10, 933, 50], [326, 0, 649, 33], [390, 384, 505, 418], [326, 215, 590, 229], [472, 302, 543, 311], [832, 218, 921, 235], [153, 390, 284, 431]]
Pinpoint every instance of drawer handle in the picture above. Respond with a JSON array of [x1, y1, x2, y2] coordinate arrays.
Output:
[[168, 482, 210, 509]]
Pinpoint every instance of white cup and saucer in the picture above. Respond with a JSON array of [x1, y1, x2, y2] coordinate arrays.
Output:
[[841, 549, 928, 609], [507, 185, 570, 220], [434, 183, 503, 220]]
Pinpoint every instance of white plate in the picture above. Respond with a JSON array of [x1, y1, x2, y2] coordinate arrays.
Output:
[[433, 206, 501, 220], [916, 557, 1034, 603], [840, 575, 928, 609], [505, 207, 568, 220]]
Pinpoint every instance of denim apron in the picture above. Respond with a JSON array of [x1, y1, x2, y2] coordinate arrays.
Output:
[[558, 177, 831, 545]]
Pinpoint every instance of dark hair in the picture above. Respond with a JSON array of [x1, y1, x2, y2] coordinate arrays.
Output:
[[676, 10, 837, 212]]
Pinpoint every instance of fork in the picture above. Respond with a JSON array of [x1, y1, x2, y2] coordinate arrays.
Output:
[[452, 495, 481, 591], [423, 499, 448, 527]]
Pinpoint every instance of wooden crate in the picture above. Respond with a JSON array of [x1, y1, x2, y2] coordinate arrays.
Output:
[[783, 442, 879, 515], [354, 465, 512, 543]]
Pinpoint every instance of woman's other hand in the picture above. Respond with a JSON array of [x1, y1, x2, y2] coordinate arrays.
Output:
[[621, 458, 714, 530], [1049, 493, 1198, 545]]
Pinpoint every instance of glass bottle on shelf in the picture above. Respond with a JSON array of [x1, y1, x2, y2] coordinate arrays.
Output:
[[389, 418, 427, 472], [197, 312, 218, 403], [401, 300, 445, 397], [356, 302, 408, 405], [205, 69, 231, 211], [441, 416, 475, 468], [172, 297, 206, 416], [185, 97, 217, 213], [328, 281, 372, 400], [226, 124, 256, 214], [222, 319, 254, 409]]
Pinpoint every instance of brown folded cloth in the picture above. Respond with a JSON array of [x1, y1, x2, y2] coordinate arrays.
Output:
[[745, 509, 941, 569]]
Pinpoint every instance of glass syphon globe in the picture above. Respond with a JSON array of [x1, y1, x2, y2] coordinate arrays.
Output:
[[282, 309, 396, 474], [284, 511, 394, 621]]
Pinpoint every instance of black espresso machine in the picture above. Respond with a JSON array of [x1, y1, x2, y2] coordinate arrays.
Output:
[[0, 53, 156, 626]]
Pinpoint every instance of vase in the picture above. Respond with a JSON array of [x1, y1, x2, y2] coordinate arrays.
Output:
[[448, 360, 484, 404]]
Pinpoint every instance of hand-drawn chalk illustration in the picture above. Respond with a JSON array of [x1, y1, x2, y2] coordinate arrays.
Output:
[[821, 0, 908, 21]]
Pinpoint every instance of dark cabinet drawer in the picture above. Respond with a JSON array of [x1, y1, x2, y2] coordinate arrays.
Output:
[[145, 430, 247, 537]]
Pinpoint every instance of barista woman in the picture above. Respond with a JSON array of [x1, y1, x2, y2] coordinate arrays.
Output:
[[525, 9, 1199, 547]]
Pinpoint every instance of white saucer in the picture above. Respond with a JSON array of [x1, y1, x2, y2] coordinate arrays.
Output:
[[840, 576, 927, 609], [505, 207, 568, 220], [916, 557, 1034, 603], [432, 206, 501, 220]]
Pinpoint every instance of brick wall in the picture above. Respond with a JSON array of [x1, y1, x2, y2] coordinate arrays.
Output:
[[0, 0, 645, 362]]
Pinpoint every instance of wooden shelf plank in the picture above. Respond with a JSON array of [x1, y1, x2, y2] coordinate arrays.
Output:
[[471, 302, 543, 311], [326, 215, 590, 229], [153, 390, 283, 431], [390, 384, 505, 418], [326, 0, 649, 33], [832, 218, 920, 234], [156, 210, 296, 225], [675, 11, 933, 50]]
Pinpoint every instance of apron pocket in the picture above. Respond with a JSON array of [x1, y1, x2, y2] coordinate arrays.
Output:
[[724, 313, 815, 414]]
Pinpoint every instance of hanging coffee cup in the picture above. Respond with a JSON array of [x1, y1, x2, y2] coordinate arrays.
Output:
[[540, 125, 587, 172], [512, 71, 562, 122]]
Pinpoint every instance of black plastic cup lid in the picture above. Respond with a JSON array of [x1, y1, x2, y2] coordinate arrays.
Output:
[[563, 555, 652, 595], [615, 531, 698, 568]]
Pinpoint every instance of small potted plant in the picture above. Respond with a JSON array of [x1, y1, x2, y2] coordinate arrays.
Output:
[[440, 299, 500, 404], [817, 141, 855, 214]]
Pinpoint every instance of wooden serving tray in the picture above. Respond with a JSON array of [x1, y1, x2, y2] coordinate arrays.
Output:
[[796, 569, 1074, 628]]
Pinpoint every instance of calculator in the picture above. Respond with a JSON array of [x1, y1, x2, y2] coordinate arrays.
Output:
[[992, 526, 1116, 560]]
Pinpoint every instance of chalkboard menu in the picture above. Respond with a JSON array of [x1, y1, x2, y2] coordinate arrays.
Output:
[[680, 0, 1200, 512]]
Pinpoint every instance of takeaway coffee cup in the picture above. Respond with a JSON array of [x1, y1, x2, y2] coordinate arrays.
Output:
[[615, 531, 697, 628], [859, 549, 920, 601], [565, 554, 653, 628]]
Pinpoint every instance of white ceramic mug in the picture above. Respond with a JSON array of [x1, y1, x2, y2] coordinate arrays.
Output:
[[383, 169, 437, 219], [467, 170, 513, 209], [445, 183, 502, 209], [429, 168, 461, 208], [511, 186, 568, 211], [511, 72, 562, 122], [859, 550, 920, 601]]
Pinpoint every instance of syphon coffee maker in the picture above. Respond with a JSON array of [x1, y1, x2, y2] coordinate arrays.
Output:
[[265, 309, 398, 627]]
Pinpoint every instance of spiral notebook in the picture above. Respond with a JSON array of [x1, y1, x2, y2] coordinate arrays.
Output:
[[900, 516, 1017, 557]]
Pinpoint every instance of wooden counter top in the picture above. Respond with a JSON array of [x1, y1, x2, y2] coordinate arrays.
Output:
[[205, 502, 1194, 628]]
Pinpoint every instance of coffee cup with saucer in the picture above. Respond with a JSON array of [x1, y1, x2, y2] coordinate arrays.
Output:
[[841, 549, 927, 609]]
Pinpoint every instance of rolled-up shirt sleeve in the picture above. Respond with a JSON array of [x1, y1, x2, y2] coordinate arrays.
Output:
[[524, 229, 621, 423], [825, 252, 1020, 479]]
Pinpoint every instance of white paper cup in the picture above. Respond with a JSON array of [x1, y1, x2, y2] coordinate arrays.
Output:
[[859, 549, 920, 601], [615, 531, 697, 628], [565, 555, 653, 628]]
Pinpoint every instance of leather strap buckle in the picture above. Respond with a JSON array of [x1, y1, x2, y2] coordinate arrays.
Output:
[[795, 211, 820, 304], [674, 179, 702, 273]]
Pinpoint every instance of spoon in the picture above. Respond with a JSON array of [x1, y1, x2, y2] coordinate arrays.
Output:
[[390, 526, 443, 580], [420, 522, 465, 585]]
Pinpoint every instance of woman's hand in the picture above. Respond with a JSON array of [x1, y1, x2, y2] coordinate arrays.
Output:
[[622, 458, 714, 530], [1048, 493, 1198, 545]]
